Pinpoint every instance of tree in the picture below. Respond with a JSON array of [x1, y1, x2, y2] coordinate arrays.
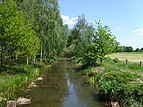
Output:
[[140, 47, 143, 52], [19, 0, 67, 61], [115, 45, 124, 52], [41, 0, 67, 59], [74, 16, 95, 59], [0, 0, 39, 71], [135, 48, 140, 52], [124, 46, 133, 52], [83, 43, 98, 66], [67, 17, 118, 66], [0, 0, 68, 72], [66, 16, 86, 59], [66, 15, 97, 65], [94, 21, 117, 65]]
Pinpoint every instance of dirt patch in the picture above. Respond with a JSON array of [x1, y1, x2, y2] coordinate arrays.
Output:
[[91, 66, 104, 74]]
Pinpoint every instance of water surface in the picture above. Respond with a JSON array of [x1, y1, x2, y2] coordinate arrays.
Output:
[[21, 60, 106, 107]]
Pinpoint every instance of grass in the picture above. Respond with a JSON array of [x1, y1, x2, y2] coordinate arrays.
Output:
[[79, 57, 143, 106], [0, 62, 47, 107], [109, 52, 143, 63]]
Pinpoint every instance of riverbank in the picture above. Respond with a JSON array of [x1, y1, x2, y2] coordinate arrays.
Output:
[[78, 58, 143, 107], [0, 61, 49, 107]]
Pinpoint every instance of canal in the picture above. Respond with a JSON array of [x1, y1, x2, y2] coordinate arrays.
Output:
[[21, 60, 106, 107]]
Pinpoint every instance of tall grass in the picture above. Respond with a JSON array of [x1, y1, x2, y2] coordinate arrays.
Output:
[[104, 57, 143, 79], [0, 64, 42, 107], [80, 57, 143, 106]]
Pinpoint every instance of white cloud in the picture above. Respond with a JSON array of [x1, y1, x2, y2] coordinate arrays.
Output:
[[61, 15, 78, 26], [132, 27, 143, 36]]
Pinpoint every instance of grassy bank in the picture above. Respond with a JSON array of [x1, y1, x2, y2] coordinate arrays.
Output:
[[79, 58, 143, 106], [109, 52, 143, 63], [0, 62, 48, 107]]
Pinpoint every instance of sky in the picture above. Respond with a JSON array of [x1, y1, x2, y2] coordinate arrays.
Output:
[[59, 0, 143, 49]]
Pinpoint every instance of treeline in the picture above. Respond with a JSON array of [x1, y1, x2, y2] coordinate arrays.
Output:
[[116, 46, 143, 52], [65, 15, 118, 66], [134, 47, 143, 52], [0, 0, 67, 72], [116, 46, 133, 52]]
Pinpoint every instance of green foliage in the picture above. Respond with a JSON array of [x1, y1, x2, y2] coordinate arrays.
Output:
[[0, 65, 41, 106], [0, 0, 67, 72], [94, 21, 117, 64], [83, 44, 98, 66], [95, 71, 136, 100], [0, 0, 39, 56], [93, 71, 143, 106], [66, 15, 96, 66], [96, 71, 139, 84], [0, 0, 40, 71], [66, 16, 117, 66], [95, 59, 143, 106], [64, 44, 76, 57], [124, 46, 133, 52], [80, 58, 143, 106], [113, 57, 119, 63], [115, 45, 134, 52], [135, 48, 140, 52], [34, 0, 67, 58], [0, 0, 67, 106]]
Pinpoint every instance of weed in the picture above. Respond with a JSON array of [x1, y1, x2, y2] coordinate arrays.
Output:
[[0, 64, 42, 106], [81, 58, 143, 106]]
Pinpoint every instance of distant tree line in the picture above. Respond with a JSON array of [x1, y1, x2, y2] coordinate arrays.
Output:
[[134, 47, 143, 52], [115, 46, 133, 52], [116, 46, 143, 52]]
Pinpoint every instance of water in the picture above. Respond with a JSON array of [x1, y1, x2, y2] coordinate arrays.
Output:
[[21, 60, 106, 107]]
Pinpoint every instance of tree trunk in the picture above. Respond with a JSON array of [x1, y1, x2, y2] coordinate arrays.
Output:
[[0, 46, 3, 73], [0, 50, 3, 73], [40, 43, 42, 62], [26, 55, 29, 66], [100, 58, 103, 65]]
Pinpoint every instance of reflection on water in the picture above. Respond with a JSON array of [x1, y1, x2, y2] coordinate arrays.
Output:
[[64, 71, 84, 107], [63, 64, 106, 107], [21, 60, 106, 107]]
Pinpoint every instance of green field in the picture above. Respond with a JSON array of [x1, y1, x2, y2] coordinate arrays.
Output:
[[109, 52, 143, 63]]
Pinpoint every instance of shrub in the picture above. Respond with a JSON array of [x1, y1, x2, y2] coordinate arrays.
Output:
[[113, 57, 119, 63], [95, 71, 143, 106]]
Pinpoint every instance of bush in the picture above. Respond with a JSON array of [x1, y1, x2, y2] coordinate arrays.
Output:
[[120, 83, 143, 106], [95, 71, 143, 106], [113, 57, 119, 63]]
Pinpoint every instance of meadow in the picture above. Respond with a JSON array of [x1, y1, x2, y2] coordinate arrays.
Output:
[[109, 52, 143, 63]]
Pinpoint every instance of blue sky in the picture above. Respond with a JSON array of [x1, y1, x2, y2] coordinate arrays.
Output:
[[59, 0, 143, 49]]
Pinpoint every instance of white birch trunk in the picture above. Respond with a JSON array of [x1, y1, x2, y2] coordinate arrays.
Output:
[[40, 43, 42, 62], [26, 56, 29, 66]]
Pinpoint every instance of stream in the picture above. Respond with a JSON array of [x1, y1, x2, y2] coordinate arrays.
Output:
[[21, 60, 106, 107]]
